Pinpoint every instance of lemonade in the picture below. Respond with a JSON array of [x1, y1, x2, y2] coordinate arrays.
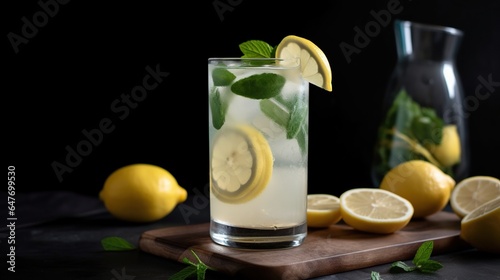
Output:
[[208, 57, 309, 248]]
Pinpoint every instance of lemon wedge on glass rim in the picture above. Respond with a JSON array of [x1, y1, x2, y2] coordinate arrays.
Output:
[[276, 35, 333, 92]]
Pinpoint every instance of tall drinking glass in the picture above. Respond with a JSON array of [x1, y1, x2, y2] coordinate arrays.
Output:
[[208, 58, 309, 249]]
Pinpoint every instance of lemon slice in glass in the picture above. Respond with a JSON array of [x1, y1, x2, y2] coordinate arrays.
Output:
[[450, 176, 500, 218], [276, 35, 332, 92], [339, 188, 414, 234], [307, 194, 342, 228], [211, 124, 273, 204]]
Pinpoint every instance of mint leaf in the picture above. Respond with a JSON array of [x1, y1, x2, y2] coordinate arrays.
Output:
[[370, 271, 383, 280], [212, 68, 236, 86], [209, 87, 227, 129], [411, 110, 443, 145], [101, 237, 136, 251], [417, 259, 444, 273], [413, 240, 433, 265], [295, 126, 308, 156], [169, 250, 215, 280], [374, 89, 449, 181], [239, 40, 273, 58], [168, 266, 197, 280], [259, 97, 308, 156], [390, 261, 415, 272], [231, 73, 285, 99], [388, 241, 443, 274], [287, 98, 308, 139], [260, 98, 289, 128]]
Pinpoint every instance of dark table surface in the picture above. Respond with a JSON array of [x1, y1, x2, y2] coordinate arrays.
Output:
[[2, 191, 499, 280]]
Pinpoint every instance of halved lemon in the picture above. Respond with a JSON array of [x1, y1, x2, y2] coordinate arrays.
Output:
[[450, 176, 500, 218], [276, 35, 332, 92], [307, 194, 342, 228], [339, 188, 414, 234], [460, 197, 500, 254], [210, 124, 273, 204]]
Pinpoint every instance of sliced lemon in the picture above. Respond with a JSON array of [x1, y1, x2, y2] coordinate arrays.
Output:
[[211, 124, 273, 204], [275, 35, 332, 92], [307, 194, 342, 228], [339, 188, 414, 234], [460, 197, 500, 254], [450, 176, 500, 218]]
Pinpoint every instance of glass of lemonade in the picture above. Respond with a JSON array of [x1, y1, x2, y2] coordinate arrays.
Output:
[[208, 57, 309, 249]]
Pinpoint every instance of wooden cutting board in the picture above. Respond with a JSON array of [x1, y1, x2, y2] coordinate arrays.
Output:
[[139, 211, 470, 280]]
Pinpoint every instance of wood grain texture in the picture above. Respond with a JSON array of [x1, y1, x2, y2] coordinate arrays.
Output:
[[139, 211, 470, 280]]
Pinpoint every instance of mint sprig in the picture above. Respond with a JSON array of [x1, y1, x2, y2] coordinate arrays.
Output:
[[390, 240, 443, 273], [169, 250, 216, 280], [371, 241, 443, 280]]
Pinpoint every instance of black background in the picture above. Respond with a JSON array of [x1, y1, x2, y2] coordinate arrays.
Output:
[[5, 0, 500, 198]]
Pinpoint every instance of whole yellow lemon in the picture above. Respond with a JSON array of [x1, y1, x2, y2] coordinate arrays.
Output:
[[380, 160, 456, 218], [99, 164, 188, 222], [426, 124, 461, 167]]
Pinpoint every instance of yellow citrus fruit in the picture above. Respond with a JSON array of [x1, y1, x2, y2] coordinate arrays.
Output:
[[211, 124, 273, 204], [276, 35, 332, 92], [339, 188, 414, 234], [450, 176, 500, 218], [307, 194, 342, 228], [460, 197, 500, 254], [99, 164, 187, 223], [379, 160, 456, 218], [426, 124, 461, 167]]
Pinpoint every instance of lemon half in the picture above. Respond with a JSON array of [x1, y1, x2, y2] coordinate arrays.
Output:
[[307, 194, 342, 228], [450, 176, 500, 218], [460, 197, 500, 254], [211, 124, 273, 204], [339, 188, 414, 234], [276, 35, 332, 92]]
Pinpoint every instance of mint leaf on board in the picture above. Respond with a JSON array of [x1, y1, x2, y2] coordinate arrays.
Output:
[[101, 237, 136, 251], [239, 40, 273, 58], [231, 73, 285, 99]]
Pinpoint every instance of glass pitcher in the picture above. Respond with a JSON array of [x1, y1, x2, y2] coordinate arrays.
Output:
[[371, 20, 469, 186]]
